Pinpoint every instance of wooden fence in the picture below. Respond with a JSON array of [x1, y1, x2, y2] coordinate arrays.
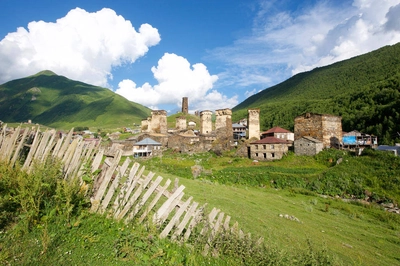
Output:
[[0, 125, 257, 252]]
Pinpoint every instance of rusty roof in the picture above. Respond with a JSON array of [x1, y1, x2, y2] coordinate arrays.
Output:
[[250, 136, 290, 144], [261, 126, 292, 134]]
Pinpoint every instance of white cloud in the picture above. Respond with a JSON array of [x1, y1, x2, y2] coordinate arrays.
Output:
[[115, 53, 238, 111], [208, 0, 400, 91], [0, 7, 160, 86]]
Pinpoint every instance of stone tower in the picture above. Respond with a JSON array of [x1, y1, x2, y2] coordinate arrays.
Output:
[[150, 110, 167, 134], [182, 97, 188, 114], [176, 116, 187, 131], [200, 110, 213, 134], [215, 108, 233, 139], [294, 113, 342, 148], [248, 108, 260, 140]]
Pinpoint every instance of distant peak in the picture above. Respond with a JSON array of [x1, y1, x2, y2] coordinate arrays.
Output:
[[34, 70, 57, 76]]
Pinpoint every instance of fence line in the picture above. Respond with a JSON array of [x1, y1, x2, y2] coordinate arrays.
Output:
[[0, 125, 261, 250]]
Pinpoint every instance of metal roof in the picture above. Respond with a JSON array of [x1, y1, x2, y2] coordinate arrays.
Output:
[[135, 137, 161, 146]]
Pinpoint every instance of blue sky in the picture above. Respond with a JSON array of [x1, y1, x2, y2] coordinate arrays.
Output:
[[1, 0, 400, 113]]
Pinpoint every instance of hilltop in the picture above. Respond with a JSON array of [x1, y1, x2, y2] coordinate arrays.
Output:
[[0, 71, 151, 129], [232, 43, 400, 144]]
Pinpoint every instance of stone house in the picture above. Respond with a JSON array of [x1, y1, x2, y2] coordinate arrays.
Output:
[[133, 137, 162, 157], [249, 136, 289, 161], [294, 136, 323, 156], [294, 113, 342, 148]]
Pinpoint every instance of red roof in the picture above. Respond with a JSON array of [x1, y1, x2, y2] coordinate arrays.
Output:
[[250, 136, 290, 144], [261, 126, 291, 135]]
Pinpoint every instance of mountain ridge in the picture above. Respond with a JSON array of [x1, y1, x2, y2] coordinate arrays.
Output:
[[0, 71, 151, 129]]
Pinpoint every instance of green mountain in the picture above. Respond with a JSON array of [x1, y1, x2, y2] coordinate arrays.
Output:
[[232, 43, 400, 144], [0, 70, 151, 129]]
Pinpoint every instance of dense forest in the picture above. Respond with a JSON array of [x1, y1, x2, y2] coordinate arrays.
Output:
[[233, 43, 400, 145]]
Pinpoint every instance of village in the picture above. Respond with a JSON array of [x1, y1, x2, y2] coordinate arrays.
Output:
[[99, 97, 394, 161]]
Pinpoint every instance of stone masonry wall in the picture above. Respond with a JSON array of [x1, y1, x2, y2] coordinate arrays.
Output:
[[294, 113, 342, 148], [248, 108, 260, 140], [200, 110, 213, 134], [215, 108, 233, 140], [176, 116, 187, 131], [150, 110, 167, 134]]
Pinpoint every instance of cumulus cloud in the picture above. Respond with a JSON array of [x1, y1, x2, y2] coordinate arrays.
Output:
[[208, 0, 400, 91], [0, 7, 160, 86], [115, 53, 237, 111]]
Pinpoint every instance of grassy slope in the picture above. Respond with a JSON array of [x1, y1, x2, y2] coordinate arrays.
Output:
[[138, 150, 400, 265], [0, 70, 151, 129], [156, 172, 400, 266]]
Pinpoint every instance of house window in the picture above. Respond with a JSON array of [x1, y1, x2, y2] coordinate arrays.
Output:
[[270, 145, 274, 149], [263, 153, 267, 158], [272, 153, 275, 158], [255, 153, 258, 157], [255, 145, 258, 149], [263, 145, 266, 149]]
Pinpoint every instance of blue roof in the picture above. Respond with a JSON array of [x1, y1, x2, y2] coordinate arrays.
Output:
[[135, 137, 161, 146]]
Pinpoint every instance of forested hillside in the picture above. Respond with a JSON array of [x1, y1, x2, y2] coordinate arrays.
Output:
[[233, 43, 400, 144], [0, 70, 151, 129]]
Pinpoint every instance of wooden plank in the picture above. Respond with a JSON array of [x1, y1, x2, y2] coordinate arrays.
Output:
[[138, 178, 171, 223], [62, 138, 79, 165], [171, 201, 199, 241], [123, 165, 145, 203], [2, 126, 20, 162], [200, 207, 220, 236], [90, 149, 122, 213], [183, 204, 207, 241], [157, 191, 184, 225], [223, 215, 231, 231], [112, 162, 140, 216], [160, 196, 193, 239], [52, 135, 64, 158], [98, 158, 131, 214], [116, 171, 155, 220], [40, 130, 57, 163], [125, 175, 163, 223], [10, 127, 30, 166], [153, 184, 185, 224], [65, 139, 85, 179], [34, 129, 50, 162], [22, 127, 41, 172], [57, 128, 74, 159], [91, 148, 104, 172]]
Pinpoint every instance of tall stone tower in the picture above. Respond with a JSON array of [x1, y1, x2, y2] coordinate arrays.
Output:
[[150, 110, 167, 134], [176, 116, 187, 131], [200, 110, 213, 134], [215, 108, 233, 139], [182, 97, 188, 114], [248, 108, 260, 140]]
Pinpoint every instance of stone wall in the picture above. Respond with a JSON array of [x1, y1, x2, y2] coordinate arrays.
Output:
[[248, 108, 260, 140], [200, 110, 213, 135], [294, 113, 342, 148], [150, 110, 167, 134], [250, 143, 287, 160], [322, 115, 342, 148], [176, 116, 187, 130], [294, 137, 323, 156], [215, 108, 233, 139], [182, 97, 188, 114]]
